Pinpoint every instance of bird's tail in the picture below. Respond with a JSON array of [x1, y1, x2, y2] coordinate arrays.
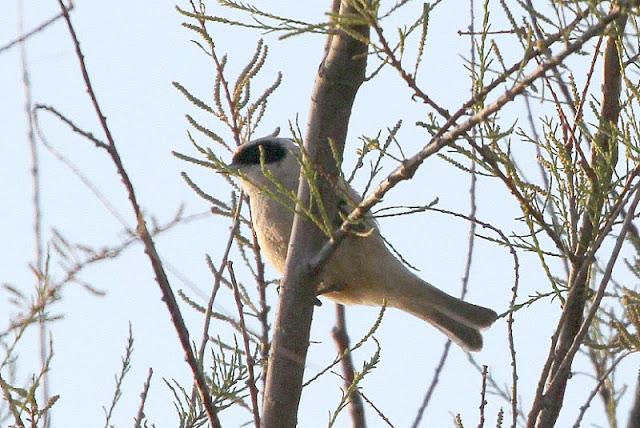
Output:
[[389, 274, 497, 351]]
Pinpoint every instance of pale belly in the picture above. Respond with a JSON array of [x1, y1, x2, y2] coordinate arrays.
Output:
[[251, 196, 393, 307]]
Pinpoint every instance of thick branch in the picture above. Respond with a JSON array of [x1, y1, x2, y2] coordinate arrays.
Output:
[[261, 1, 370, 427]]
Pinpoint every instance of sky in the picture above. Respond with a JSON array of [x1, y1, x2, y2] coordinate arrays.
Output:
[[1, 1, 638, 427]]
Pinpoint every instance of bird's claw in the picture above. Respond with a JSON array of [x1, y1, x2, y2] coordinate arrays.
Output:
[[316, 282, 345, 296]]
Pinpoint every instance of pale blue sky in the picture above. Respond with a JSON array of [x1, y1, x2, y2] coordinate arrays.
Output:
[[1, 1, 636, 427]]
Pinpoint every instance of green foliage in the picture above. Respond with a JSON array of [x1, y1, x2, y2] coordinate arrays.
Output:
[[613, 289, 640, 351], [0, 337, 57, 428], [176, 1, 329, 39]]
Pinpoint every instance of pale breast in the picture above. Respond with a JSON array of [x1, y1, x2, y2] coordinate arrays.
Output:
[[250, 194, 294, 274]]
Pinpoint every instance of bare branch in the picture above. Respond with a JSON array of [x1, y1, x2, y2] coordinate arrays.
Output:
[[410, 340, 452, 428], [477, 365, 489, 428], [228, 261, 261, 428], [332, 305, 366, 428], [54, 1, 221, 426], [133, 368, 153, 428], [572, 352, 630, 428], [197, 195, 243, 362]]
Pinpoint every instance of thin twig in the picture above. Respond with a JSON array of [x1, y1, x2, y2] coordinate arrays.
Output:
[[523, 73, 571, 277], [188, 199, 249, 404], [0, 285, 58, 345], [0, 1, 74, 54], [371, 3, 586, 131], [18, 0, 42, 307], [357, 390, 393, 427], [197, 195, 243, 362], [506, 228, 520, 428], [227, 261, 261, 428], [526, 169, 640, 428], [468, 353, 527, 422], [188, 0, 241, 144], [303, 305, 385, 389], [523, 0, 576, 113], [585, 343, 618, 427], [188, 0, 271, 394], [133, 368, 154, 428], [548, 186, 640, 393], [424, 206, 522, 424], [478, 365, 489, 428], [34, 104, 108, 149], [49, 211, 207, 292], [248, 207, 270, 383], [104, 324, 134, 428], [33, 108, 131, 229], [332, 305, 366, 428], [410, 340, 452, 428], [572, 352, 630, 428]]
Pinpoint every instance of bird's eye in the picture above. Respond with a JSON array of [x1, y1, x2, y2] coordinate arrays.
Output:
[[233, 140, 287, 165]]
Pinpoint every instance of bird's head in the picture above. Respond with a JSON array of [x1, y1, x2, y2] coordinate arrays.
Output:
[[228, 136, 301, 195]]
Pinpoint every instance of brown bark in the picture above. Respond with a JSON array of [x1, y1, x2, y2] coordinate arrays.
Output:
[[261, 1, 370, 427]]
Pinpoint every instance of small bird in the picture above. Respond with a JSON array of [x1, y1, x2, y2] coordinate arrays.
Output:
[[228, 136, 497, 351]]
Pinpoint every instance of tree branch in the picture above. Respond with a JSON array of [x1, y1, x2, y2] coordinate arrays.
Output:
[[333, 304, 366, 428], [228, 261, 261, 428], [261, 1, 370, 426]]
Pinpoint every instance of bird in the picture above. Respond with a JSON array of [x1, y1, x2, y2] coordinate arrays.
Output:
[[227, 136, 498, 351]]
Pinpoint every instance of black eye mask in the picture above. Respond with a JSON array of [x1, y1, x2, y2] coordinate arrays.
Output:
[[232, 140, 287, 166]]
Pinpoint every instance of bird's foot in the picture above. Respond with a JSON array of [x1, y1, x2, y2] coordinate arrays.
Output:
[[314, 283, 345, 306], [316, 282, 345, 296]]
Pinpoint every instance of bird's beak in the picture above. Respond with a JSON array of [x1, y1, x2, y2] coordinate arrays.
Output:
[[219, 162, 237, 176], [220, 148, 243, 175], [226, 158, 246, 174]]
